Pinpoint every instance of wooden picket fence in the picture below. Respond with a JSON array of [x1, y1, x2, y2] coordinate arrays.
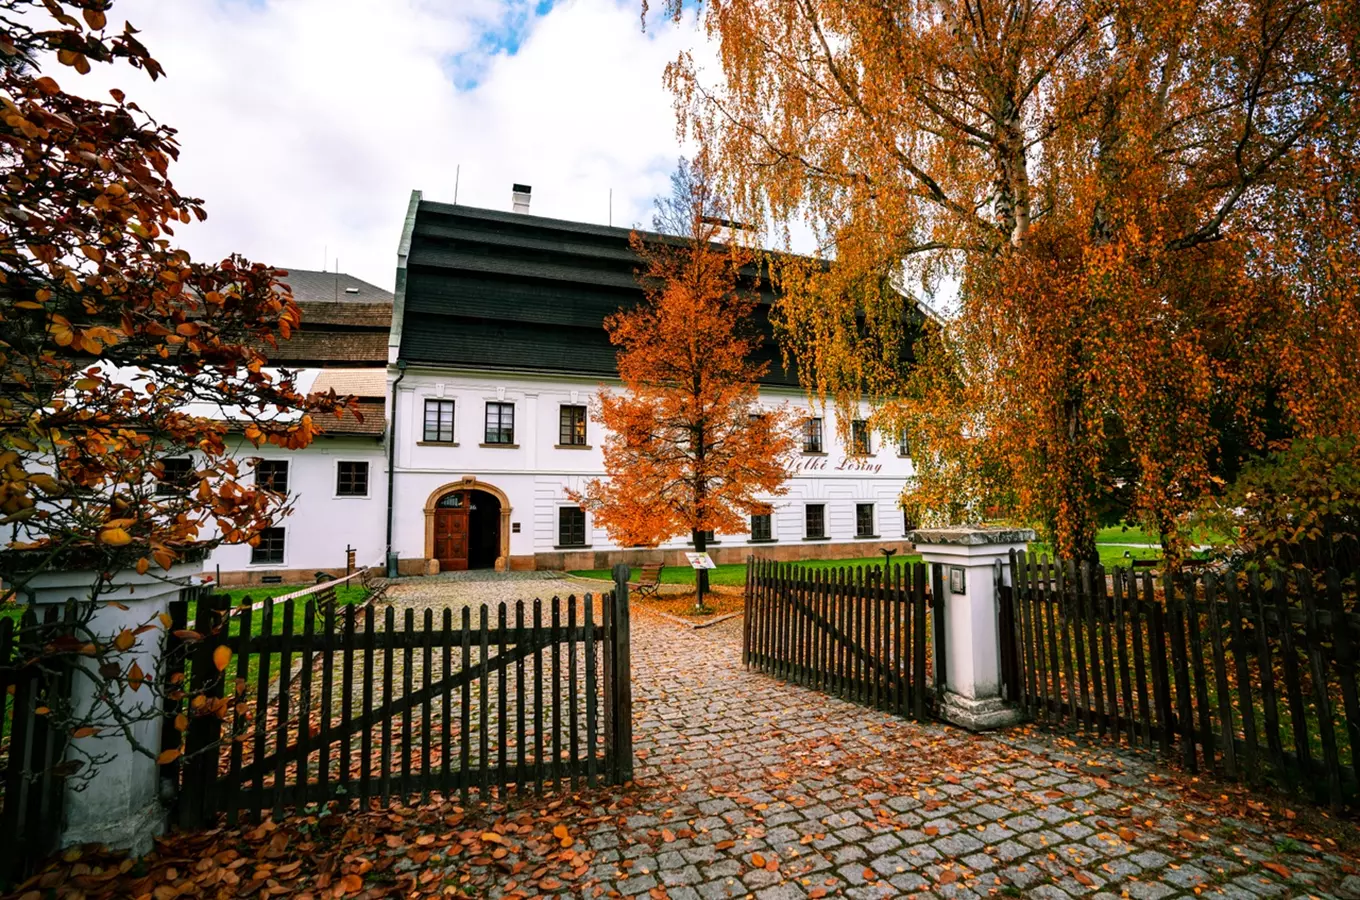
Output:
[[0, 606, 70, 884], [170, 575, 634, 828], [1002, 551, 1360, 810], [743, 558, 940, 719]]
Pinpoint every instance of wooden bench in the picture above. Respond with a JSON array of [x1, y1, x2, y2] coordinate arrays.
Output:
[[359, 567, 392, 606], [630, 563, 664, 600]]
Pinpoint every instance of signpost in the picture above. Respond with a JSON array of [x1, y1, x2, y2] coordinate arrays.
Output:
[[685, 552, 717, 608]]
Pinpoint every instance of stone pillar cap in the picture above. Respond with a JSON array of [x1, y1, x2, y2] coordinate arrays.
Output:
[[908, 526, 1036, 546]]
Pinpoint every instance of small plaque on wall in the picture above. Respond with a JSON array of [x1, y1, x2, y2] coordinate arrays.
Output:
[[511, 522, 521, 533], [949, 566, 966, 594]]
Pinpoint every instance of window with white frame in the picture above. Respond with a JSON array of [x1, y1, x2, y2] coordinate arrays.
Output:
[[251, 527, 286, 564], [485, 401, 515, 444], [805, 503, 826, 539], [559, 405, 587, 445], [255, 460, 288, 494], [856, 503, 876, 537], [558, 507, 587, 547], [803, 417, 823, 453], [751, 512, 773, 541], [336, 461, 369, 497], [851, 419, 872, 454], [424, 399, 455, 442], [156, 458, 194, 496]]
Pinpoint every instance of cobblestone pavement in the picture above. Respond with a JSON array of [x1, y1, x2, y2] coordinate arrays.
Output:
[[392, 574, 1360, 900], [386, 570, 687, 619]]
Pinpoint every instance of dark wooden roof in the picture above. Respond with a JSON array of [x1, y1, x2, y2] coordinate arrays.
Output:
[[281, 268, 393, 304], [252, 271, 394, 368], [260, 285, 392, 368], [318, 400, 386, 437], [396, 201, 801, 386]]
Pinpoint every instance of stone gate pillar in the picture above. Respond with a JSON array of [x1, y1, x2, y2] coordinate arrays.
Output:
[[909, 526, 1033, 731]]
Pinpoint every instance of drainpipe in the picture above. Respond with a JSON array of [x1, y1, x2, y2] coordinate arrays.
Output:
[[385, 359, 407, 577]]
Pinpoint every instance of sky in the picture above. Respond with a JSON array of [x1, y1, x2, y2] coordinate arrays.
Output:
[[66, 0, 709, 290]]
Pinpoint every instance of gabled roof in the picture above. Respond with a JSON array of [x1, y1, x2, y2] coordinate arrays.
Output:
[[280, 268, 393, 304], [311, 369, 386, 400], [319, 400, 386, 437], [265, 273, 393, 368], [391, 193, 927, 387]]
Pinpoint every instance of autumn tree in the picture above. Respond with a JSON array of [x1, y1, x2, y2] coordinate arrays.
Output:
[[649, 0, 1360, 563], [571, 159, 797, 606], [0, 1, 351, 774]]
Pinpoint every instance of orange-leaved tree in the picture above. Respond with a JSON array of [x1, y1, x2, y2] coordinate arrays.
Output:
[[650, 0, 1360, 564], [570, 160, 797, 604], [0, 0, 353, 775]]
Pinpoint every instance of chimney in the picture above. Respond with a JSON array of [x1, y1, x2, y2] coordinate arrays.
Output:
[[511, 183, 532, 214]]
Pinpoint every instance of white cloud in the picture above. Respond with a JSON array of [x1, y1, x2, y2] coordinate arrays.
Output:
[[64, 0, 707, 289]]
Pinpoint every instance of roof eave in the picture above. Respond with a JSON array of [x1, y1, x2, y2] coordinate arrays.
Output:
[[389, 189, 422, 365]]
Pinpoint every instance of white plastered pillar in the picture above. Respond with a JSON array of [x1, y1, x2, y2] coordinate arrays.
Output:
[[22, 560, 201, 854], [909, 526, 1033, 731]]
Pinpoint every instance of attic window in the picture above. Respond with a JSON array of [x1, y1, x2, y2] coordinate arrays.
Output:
[[345, 287, 359, 294]]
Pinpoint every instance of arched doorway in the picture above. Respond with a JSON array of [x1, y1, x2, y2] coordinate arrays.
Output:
[[424, 479, 513, 572], [467, 490, 501, 569]]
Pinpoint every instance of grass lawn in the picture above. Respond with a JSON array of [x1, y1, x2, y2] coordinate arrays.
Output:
[[1096, 522, 1232, 547], [1096, 524, 1160, 544], [570, 554, 924, 587], [191, 583, 370, 686], [1028, 542, 1163, 569], [210, 583, 370, 636]]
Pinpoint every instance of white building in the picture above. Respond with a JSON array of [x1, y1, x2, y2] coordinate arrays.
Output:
[[207, 189, 928, 583]]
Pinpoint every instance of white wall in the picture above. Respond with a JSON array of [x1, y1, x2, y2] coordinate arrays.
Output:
[[202, 436, 388, 576], [388, 366, 918, 558]]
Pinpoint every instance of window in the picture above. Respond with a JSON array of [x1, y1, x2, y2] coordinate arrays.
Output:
[[897, 431, 911, 457], [856, 503, 876, 537], [251, 527, 286, 565], [255, 460, 288, 494], [423, 399, 455, 443], [903, 509, 917, 534], [559, 405, 587, 445], [805, 503, 825, 539], [851, 419, 872, 454], [485, 402, 515, 444], [803, 417, 823, 453], [336, 461, 369, 497], [558, 507, 587, 547], [751, 512, 772, 542], [695, 529, 716, 545], [156, 458, 193, 496]]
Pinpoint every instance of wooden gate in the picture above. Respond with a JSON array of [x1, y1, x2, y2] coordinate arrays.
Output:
[[743, 559, 941, 720], [171, 574, 633, 827]]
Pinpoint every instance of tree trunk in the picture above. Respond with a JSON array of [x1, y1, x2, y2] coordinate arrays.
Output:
[[1058, 392, 1100, 567], [693, 527, 709, 610]]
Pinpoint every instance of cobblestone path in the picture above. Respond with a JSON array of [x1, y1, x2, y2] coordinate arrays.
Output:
[[598, 613, 1360, 899], [388, 574, 1360, 900]]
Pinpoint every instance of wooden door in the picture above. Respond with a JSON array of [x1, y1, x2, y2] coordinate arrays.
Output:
[[433, 492, 469, 571]]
